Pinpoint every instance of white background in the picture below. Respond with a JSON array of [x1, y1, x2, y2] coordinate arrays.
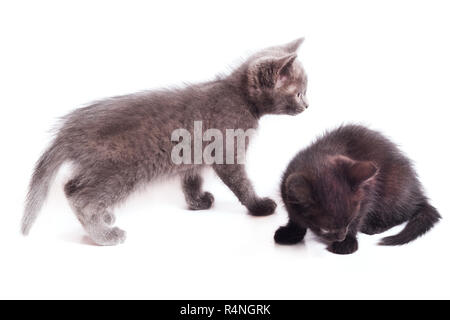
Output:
[[1, 0, 449, 299]]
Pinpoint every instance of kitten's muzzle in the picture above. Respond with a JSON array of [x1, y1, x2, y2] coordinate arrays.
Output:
[[300, 94, 309, 109], [334, 233, 347, 242], [288, 104, 308, 115], [321, 228, 348, 242]]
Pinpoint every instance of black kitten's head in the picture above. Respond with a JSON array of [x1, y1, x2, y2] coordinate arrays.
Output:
[[284, 156, 378, 242], [244, 38, 308, 116]]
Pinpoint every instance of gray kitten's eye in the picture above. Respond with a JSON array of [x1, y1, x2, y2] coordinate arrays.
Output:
[[297, 92, 301, 98]]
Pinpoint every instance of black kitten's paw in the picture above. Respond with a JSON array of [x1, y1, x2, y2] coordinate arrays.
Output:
[[248, 198, 277, 216], [327, 237, 358, 255], [360, 224, 390, 235], [188, 192, 215, 210], [274, 225, 306, 245]]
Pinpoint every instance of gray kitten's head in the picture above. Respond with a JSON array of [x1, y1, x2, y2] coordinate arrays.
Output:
[[243, 38, 308, 116]]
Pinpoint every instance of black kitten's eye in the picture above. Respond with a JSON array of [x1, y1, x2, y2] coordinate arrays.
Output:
[[296, 203, 312, 212]]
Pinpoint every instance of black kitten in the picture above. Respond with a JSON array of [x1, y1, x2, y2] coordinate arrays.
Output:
[[275, 125, 441, 255]]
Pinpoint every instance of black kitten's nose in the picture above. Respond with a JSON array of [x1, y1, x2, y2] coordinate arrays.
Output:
[[335, 229, 348, 242]]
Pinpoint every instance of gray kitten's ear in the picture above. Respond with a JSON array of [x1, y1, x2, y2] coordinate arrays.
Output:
[[251, 53, 297, 87], [277, 53, 298, 74], [284, 37, 305, 52]]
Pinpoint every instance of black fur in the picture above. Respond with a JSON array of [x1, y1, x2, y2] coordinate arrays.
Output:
[[275, 124, 441, 255]]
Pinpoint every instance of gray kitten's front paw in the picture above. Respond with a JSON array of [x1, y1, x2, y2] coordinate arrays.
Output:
[[248, 197, 277, 216], [188, 192, 215, 210]]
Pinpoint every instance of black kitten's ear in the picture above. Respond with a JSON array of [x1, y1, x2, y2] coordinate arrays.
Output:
[[345, 161, 378, 187], [285, 172, 312, 204], [284, 37, 305, 53], [251, 53, 297, 88], [330, 155, 378, 188]]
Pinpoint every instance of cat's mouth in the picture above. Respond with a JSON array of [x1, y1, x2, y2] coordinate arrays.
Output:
[[312, 227, 347, 243], [322, 234, 346, 242], [287, 105, 307, 115], [319, 228, 348, 242]]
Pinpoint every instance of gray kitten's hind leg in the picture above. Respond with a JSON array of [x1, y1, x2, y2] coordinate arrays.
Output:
[[67, 199, 126, 246], [64, 171, 132, 246], [213, 164, 276, 216], [81, 210, 126, 246], [182, 169, 214, 210]]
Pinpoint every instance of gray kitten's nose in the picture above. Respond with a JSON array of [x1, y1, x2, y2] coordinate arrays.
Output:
[[301, 95, 309, 109]]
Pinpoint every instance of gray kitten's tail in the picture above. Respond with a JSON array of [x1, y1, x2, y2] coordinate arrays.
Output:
[[22, 143, 66, 235], [379, 202, 441, 246]]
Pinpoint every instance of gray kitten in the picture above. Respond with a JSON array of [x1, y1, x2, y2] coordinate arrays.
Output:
[[22, 38, 309, 245]]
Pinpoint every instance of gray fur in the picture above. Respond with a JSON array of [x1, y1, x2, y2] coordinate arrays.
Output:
[[22, 143, 66, 235], [22, 38, 308, 245]]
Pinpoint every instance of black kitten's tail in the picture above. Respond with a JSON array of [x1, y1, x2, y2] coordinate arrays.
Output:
[[379, 202, 441, 246]]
